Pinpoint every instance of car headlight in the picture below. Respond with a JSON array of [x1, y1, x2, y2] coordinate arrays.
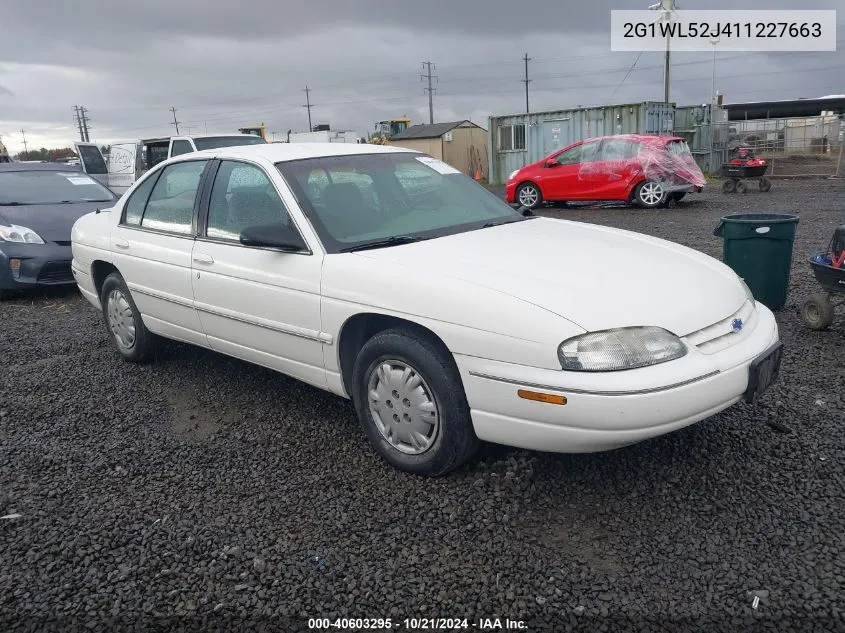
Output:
[[508, 170, 520, 180], [0, 224, 45, 244], [739, 277, 755, 305], [558, 326, 688, 372]]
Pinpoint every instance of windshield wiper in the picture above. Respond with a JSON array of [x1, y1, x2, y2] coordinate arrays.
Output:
[[340, 235, 427, 253], [482, 216, 537, 229]]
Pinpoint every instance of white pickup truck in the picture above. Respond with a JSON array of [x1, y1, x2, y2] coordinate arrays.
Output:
[[74, 133, 267, 195]]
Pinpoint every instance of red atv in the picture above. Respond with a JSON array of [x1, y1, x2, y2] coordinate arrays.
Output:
[[720, 145, 772, 194]]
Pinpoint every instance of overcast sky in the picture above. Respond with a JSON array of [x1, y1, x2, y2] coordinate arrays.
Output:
[[1, 0, 842, 153]]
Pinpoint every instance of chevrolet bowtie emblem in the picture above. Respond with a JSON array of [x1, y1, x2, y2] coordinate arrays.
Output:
[[731, 318, 744, 332]]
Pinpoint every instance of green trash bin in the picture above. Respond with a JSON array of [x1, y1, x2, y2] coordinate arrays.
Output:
[[713, 213, 799, 311]]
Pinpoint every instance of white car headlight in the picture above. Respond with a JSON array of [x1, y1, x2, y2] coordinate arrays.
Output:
[[508, 170, 520, 180], [558, 326, 688, 372], [0, 224, 45, 244]]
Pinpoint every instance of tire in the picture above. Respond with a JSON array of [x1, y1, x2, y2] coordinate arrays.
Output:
[[634, 180, 667, 208], [516, 182, 543, 210], [736, 180, 748, 194], [759, 177, 772, 192], [100, 272, 157, 363], [671, 192, 687, 202], [722, 180, 736, 194], [351, 327, 480, 477], [802, 293, 835, 331]]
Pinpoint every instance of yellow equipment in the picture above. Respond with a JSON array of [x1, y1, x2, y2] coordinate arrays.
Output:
[[369, 117, 411, 144], [238, 123, 267, 141]]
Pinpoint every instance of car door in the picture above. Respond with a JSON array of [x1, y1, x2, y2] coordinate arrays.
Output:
[[105, 141, 140, 196], [110, 158, 210, 347], [590, 138, 640, 200], [73, 142, 109, 189], [190, 158, 327, 389], [538, 139, 599, 201]]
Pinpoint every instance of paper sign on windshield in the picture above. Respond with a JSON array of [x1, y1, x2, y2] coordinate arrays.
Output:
[[65, 176, 96, 186], [416, 156, 461, 175]]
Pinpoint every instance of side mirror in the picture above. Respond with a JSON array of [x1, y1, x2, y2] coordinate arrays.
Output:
[[240, 223, 307, 252], [545, 158, 558, 168]]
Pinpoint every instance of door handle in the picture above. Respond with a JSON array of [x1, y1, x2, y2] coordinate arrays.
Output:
[[114, 238, 130, 249], [193, 253, 214, 265]]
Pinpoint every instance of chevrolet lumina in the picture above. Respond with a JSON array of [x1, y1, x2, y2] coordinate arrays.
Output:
[[70, 143, 782, 477]]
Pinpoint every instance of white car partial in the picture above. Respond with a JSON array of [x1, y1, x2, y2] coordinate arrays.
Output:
[[70, 143, 783, 477]]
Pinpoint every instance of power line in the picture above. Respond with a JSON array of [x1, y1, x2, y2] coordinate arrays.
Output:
[[522, 53, 531, 114], [303, 85, 313, 131], [170, 106, 180, 135], [421, 61, 437, 124]]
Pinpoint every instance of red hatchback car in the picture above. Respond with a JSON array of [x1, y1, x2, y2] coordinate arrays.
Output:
[[505, 134, 706, 210]]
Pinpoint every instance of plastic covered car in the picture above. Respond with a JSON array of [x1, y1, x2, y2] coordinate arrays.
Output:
[[506, 134, 706, 210]]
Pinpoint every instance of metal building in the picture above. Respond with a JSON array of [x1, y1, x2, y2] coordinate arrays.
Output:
[[487, 102, 676, 184]]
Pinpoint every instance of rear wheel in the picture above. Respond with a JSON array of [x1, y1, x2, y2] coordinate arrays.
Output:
[[100, 272, 157, 363], [634, 180, 666, 208], [722, 179, 736, 194], [759, 177, 772, 192], [516, 182, 543, 210], [351, 327, 479, 477], [736, 180, 748, 194], [802, 293, 835, 331]]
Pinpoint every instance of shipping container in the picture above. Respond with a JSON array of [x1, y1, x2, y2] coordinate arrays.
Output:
[[487, 102, 676, 185]]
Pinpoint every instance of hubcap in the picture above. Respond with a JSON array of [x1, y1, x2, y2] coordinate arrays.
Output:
[[640, 182, 664, 206], [518, 186, 538, 207], [806, 304, 820, 323], [366, 359, 440, 455], [107, 289, 136, 351]]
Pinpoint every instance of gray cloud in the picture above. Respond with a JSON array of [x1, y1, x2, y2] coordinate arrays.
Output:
[[0, 0, 842, 152]]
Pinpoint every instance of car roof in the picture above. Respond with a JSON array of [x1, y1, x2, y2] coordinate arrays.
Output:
[[580, 134, 685, 144], [187, 142, 421, 163], [0, 162, 82, 172]]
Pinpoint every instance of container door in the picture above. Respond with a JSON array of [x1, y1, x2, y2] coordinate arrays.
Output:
[[73, 142, 109, 188]]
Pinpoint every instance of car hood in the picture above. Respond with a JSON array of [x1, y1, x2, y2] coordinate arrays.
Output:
[[353, 217, 745, 337], [0, 202, 110, 243]]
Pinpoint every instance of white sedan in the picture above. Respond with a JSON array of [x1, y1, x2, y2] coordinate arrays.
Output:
[[70, 143, 783, 477]]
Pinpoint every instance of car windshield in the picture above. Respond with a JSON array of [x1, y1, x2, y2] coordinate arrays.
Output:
[[0, 170, 115, 205], [276, 152, 526, 253], [193, 136, 267, 151]]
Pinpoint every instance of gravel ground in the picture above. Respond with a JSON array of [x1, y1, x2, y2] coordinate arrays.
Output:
[[1, 179, 844, 633]]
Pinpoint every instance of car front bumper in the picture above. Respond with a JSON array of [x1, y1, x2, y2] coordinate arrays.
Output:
[[0, 242, 75, 291], [504, 181, 518, 204], [455, 302, 780, 453]]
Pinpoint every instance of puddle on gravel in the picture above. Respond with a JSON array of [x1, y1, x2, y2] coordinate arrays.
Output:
[[165, 389, 235, 443]]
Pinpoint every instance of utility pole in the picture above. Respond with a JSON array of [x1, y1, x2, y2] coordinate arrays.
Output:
[[170, 107, 180, 135], [651, 0, 676, 105], [522, 54, 532, 114], [303, 86, 313, 131], [421, 61, 437, 124], [72, 106, 85, 141], [20, 129, 28, 156], [709, 35, 719, 174], [80, 107, 91, 142]]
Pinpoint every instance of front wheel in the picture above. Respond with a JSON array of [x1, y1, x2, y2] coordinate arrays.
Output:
[[351, 327, 480, 477], [802, 293, 835, 331], [759, 177, 772, 192], [516, 182, 543, 210], [634, 180, 666, 208], [100, 272, 157, 363]]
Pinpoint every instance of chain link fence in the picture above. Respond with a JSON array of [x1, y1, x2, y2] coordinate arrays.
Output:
[[707, 115, 845, 178]]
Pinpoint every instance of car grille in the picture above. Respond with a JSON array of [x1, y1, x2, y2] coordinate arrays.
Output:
[[37, 261, 74, 284], [684, 300, 757, 354]]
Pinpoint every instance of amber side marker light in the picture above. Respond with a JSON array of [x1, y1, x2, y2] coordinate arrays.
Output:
[[517, 390, 567, 405]]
